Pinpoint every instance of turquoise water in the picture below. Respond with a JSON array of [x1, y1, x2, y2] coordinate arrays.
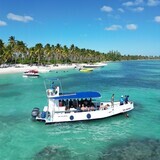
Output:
[[0, 60, 160, 160]]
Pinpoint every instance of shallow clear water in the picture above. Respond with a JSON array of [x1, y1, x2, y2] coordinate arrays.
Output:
[[0, 60, 160, 160]]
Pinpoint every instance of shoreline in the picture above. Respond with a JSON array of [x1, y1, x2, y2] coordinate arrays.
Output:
[[0, 62, 109, 75], [0, 64, 77, 75]]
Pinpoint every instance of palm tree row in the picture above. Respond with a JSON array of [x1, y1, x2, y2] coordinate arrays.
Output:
[[0, 36, 159, 65]]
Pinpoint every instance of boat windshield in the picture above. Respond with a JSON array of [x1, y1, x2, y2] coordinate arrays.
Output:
[[44, 78, 63, 93]]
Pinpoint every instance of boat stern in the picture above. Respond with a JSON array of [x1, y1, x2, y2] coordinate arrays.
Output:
[[122, 101, 134, 112]]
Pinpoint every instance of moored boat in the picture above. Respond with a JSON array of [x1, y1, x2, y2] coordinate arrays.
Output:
[[79, 68, 93, 72], [31, 78, 134, 124], [83, 62, 107, 68], [23, 70, 39, 78]]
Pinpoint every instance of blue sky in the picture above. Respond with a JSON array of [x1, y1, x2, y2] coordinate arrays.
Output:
[[0, 0, 160, 55]]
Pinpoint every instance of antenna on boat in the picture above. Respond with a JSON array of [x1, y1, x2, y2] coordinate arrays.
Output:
[[59, 78, 63, 94]]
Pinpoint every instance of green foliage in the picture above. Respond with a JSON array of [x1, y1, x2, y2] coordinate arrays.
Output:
[[0, 36, 159, 65]]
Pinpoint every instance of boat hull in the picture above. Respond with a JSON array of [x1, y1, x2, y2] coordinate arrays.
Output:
[[36, 102, 134, 124], [23, 70, 39, 78], [23, 74, 39, 78]]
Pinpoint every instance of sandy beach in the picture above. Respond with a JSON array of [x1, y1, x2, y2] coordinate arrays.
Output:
[[0, 64, 77, 74]]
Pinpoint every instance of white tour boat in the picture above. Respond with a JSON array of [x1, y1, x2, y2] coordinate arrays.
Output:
[[23, 70, 39, 78], [83, 62, 107, 68], [31, 78, 134, 124]]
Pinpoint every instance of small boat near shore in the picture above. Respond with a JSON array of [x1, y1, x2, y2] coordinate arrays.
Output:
[[79, 68, 93, 72], [31, 78, 134, 124], [83, 62, 107, 69], [23, 70, 39, 78]]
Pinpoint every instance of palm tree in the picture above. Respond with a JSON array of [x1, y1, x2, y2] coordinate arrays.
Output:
[[34, 43, 43, 65], [0, 39, 5, 65], [44, 43, 51, 64], [8, 36, 16, 48], [14, 40, 27, 64], [54, 43, 62, 62], [28, 47, 35, 65], [3, 45, 13, 64], [8, 36, 16, 64], [62, 45, 69, 63]]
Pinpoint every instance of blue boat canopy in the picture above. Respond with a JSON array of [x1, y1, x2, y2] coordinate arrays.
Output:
[[51, 91, 101, 100]]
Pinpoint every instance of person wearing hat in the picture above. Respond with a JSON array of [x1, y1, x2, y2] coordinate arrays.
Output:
[[120, 95, 124, 105]]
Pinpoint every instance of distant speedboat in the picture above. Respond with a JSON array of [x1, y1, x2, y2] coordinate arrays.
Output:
[[31, 78, 134, 124], [79, 68, 93, 72], [83, 62, 107, 68], [23, 70, 39, 78]]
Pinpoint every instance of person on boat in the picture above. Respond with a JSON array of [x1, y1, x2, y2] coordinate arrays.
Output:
[[62, 100, 66, 106], [124, 95, 129, 104], [77, 104, 82, 112], [69, 99, 73, 108], [111, 94, 114, 108], [100, 103, 105, 110], [120, 95, 124, 105], [54, 86, 58, 94], [65, 99, 70, 111], [73, 99, 77, 108], [59, 100, 62, 106], [81, 104, 88, 111], [88, 102, 95, 111], [84, 98, 88, 107]]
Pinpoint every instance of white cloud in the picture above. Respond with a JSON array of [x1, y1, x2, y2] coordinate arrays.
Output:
[[126, 24, 138, 30], [154, 16, 160, 23], [123, 0, 143, 6], [123, 1, 134, 6], [133, 7, 144, 11], [105, 25, 122, 31], [118, 8, 125, 12], [135, 0, 144, 4], [0, 20, 7, 26], [101, 6, 113, 12], [97, 17, 102, 21], [147, 0, 160, 6], [7, 13, 33, 22]]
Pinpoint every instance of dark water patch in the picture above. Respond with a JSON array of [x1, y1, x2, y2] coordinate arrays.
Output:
[[0, 91, 21, 98], [34, 146, 71, 160], [134, 102, 144, 112], [0, 114, 29, 126], [0, 83, 13, 88], [99, 138, 160, 160]]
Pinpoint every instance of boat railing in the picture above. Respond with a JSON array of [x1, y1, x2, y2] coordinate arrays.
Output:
[[54, 104, 103, 113], [52, 101, 133, 114]]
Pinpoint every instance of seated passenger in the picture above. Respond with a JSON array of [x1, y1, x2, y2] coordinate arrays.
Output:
[[62, 100, 66, 106], [90, 102, 95, 111], [104, 104, 110, 110], [84, 98, 88, 106], [69, 99, 73, 108], [77, 104, 82, 112], [59, 100, 62, 106], [100, 103, 104, 110], [73, 99, 77, 108], [81, 104, 88, 111]]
